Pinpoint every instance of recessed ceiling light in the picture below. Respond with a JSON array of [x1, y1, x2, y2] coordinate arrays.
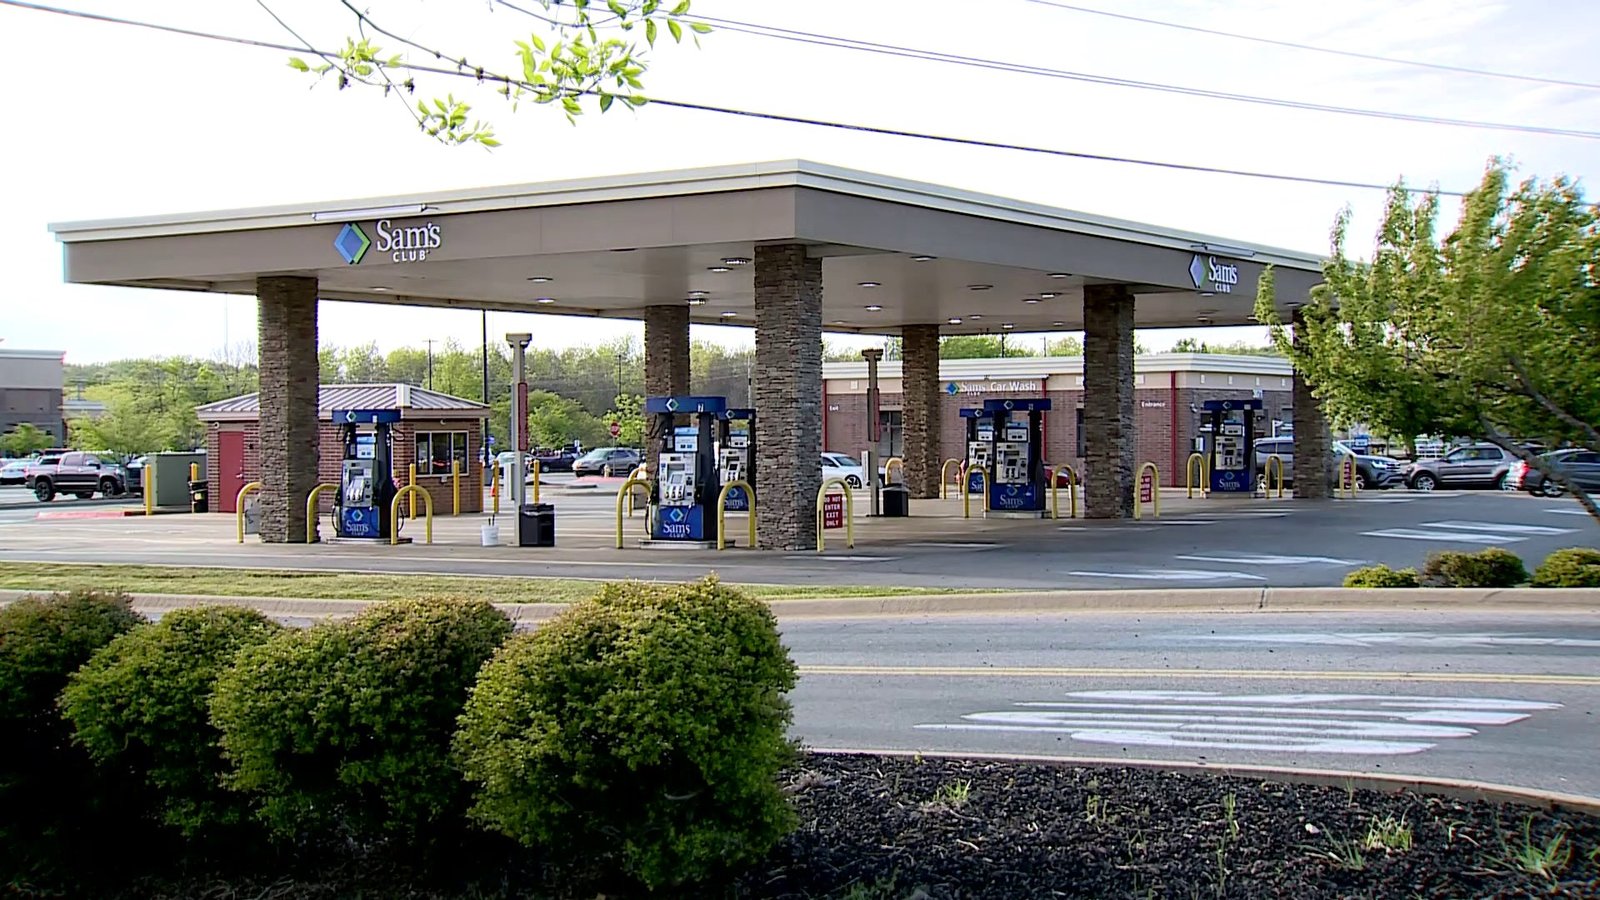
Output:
[[864, 304, 883, 311], [858, 281, 882, 288], [370, 286, 391, 292], [534, 297, 556, 304], [687, 290, 709, 297], [967, 284, 993, 291], [911, 255, 936, 262], [722, 256, 751, 266], [687, 298, 707, 306], [1001, 323, 1016, 330], [708, 266, 732, 273], [1052, 321, 1066, 327], [1040, 292, 1060, 299], [1048, 272, 1070, 279], [720, 311, 739, 318], [830, 320, 848, 325], [527, 276, 553, 283], [968, 314, 984, 320], [1022, 298, 1041, 304], [947, 317, 963, 325]]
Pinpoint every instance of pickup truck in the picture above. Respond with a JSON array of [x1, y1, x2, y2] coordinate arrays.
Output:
[[25, 451, 128, 501]]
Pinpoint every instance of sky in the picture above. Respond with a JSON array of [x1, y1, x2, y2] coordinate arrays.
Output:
[[2, 0, 1598, 364]]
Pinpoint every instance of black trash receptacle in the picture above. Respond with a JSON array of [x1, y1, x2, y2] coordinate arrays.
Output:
[[518, 503, 556, 547], [189, 480, 209, 514], [882, 485, 910, 517]]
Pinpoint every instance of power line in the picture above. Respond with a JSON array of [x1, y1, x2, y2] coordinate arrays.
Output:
[[1023, 0, 1600, 92], [670, 9, 1600, 140], [0, 0, 1470, 194]]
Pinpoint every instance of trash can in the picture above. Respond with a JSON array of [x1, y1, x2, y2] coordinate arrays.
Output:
[[882, 485, 910, 517], [189, 480, 209, 514], [518, 503, 556, 547]]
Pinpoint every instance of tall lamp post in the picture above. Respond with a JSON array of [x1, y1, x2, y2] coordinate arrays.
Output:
[[506, 333, 533, 514], [861, 347, 884, 516]]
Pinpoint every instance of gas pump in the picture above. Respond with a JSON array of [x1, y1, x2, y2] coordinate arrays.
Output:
[[960, 408, 995, 495], [1201, 398, 1261, 494], [718, 408, 756, 511], [644, 395, 725, 546], [331, 408, 401, 540], [984, 398, 1051, 515]]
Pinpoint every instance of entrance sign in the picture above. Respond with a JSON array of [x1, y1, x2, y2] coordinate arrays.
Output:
[[945, 380, 1042, 395], [333, 219, 444, 264], [822, 492, 845, 529], [1189, 254, 1240, 294]]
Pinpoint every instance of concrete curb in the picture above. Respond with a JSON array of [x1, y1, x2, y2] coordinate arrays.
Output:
[[809, 747, 1600, 815], [3, 587, 1599, 621]]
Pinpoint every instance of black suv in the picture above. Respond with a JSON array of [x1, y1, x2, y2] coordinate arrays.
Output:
[[25, 451, 128, 501]]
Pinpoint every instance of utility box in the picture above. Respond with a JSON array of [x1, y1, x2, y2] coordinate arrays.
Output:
[[518, 503, 555, 547], [151, 452, 205, 508]]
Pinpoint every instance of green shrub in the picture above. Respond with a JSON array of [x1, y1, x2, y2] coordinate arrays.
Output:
[[1531, 547, 1600, 588], [60, 605, 283, 837], [1342, 565, 1421, 588], [0, 590, 145, 878], [210, 597, 511, 845], [1422, 548, 1528, 587], [454, 577, 799, 892]]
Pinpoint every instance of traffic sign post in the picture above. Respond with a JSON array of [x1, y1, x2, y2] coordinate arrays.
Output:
[[1139, 470, 1154, 504], [609, 420, 621, 439]]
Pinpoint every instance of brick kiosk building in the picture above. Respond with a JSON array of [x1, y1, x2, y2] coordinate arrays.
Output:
[[823, 353, 1295, 488], [197, 384, 489, 515]]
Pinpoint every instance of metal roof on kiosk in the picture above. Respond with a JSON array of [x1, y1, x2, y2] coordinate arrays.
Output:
[[195, 383, 489, 422]]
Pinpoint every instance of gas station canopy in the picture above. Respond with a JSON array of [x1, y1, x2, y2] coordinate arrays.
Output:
[[50, 160, 1323, 334]]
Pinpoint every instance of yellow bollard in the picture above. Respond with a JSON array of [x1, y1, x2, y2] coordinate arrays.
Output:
[[815, 477, 855, 553], [304, 483, 338, 543], [626, 464, 648, 517], [234, 481, 262, 543], [1050, 464, 1079, 519], [884, 457, 904, 486], [390, 485, 434, 544], [531, 459, 541, 505], [1134, 462, 1161, 520], [143, 459, 155, 517], [408, 463, 418, 519], [1336, 453, 1359, 499], [452, 459, 461, 517], [1186, 452, 1209, 499], [614, 474, 653, 548], [491, 462, 500, 517], [963, 466, 989, 519], [715, 479, 756, 551], [189, 462, 199, 482], [1264, 454, 1285, 499], [940, 458, 963, 499]]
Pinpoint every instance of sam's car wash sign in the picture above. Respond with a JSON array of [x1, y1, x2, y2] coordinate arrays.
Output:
[[944, 380, 1042, 395], [334, 219, 443, 264], [1188, 254, 1240, 294]]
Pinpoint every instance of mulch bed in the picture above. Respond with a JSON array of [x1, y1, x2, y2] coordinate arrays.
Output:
[[53, 754, 1600, 899]]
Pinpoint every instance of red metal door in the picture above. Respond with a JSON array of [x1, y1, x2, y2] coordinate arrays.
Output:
[[218, 432, 246, 513]]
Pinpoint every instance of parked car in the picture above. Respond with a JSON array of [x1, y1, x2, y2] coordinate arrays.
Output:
[[1250, 438, 1403, 490], [24, 451, 128, 501], [572, 447, 642, 478], [1403, 443, 1518, 491], [0, 457, 35, 486], [531, 447, 580, 472], [822, 452, 865, 488], [1510, 449, 1600, 497]]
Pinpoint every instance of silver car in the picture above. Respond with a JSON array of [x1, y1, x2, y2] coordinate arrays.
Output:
[[1404, 444, 1515, 491]]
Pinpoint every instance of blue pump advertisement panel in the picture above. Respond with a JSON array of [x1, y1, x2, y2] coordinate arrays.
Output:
[[340, 507, 380, 538], [989, 482, 1042, 511], [652, 504, 707, 541], [723, 486, 749, 511]]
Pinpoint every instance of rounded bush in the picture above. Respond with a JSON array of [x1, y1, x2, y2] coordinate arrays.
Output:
[[1531, 547, 1600, 588], [454, 577, 798, 892], [1423, 548, 1527, 587], [60, 605, 283, 837], [210, 597, 511, 845], [1342, 565, 1420, 588]]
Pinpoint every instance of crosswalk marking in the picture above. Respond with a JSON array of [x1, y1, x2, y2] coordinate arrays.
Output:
[[1177, 553, 1363, 566], [915, 690, 1558, 756], [1547, 509, 1594, 517], [1067, 569, 1265, 582], [1419, 520, 1576, 536], [1362, 518, 1577, 543], [1361, 527, 1523, 543]]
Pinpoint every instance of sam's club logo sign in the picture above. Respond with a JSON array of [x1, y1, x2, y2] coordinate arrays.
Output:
[[334, 219, 443, 265], [1189, 254, 1240, 294]]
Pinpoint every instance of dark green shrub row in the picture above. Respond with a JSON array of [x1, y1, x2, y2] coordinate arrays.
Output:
[[1342, 565, 1420, 588], [1531, 547, 1600, 587], [1343, 548, 1600, 589], [1421, 547, 1528, 588], [0, 578, 798, 893]]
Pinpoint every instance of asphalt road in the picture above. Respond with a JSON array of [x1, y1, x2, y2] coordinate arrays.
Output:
[[782, 608, 1600, 797], [0, 485, 1593, 589]]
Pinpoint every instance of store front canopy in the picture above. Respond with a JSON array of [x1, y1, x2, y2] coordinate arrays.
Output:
[[51, 160, 1323, 334]]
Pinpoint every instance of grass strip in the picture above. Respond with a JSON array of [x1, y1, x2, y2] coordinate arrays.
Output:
[[0, 562, 981, 605]]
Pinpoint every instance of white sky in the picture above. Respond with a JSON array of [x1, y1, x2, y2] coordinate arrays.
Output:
[[2, 0, 1597, 364]]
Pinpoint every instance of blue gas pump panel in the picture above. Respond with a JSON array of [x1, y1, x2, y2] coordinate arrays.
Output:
[[652, 502, 708, 540], [991, 481, 1042, 511]]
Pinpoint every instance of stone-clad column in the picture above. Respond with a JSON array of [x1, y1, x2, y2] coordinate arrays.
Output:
[[901, 324, 942, 499], [1083, 284, 1135, 518], [256, 276, 319, 543], [643, 304, 691, 475], [1292, 309, 1331, 499], [753, 245, 823, 550]]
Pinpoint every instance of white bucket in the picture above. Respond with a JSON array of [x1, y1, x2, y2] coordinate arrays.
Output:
[[480, 523, 500, 546]]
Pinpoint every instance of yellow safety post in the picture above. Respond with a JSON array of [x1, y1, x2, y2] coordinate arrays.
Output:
[[815, 477, 855, 553], [189, 462, 199, 482], [1050, 464, 1079, 519], [1336, 453, 1359, 499], [143, 459, 156, 516], [390, 485, 434, 545], [1134, 462, 1161, 520], [234, 481, 262, 543], [940, 458, 964, 499], [452, 459, 461, 517], [304, 483, 338, 543], [1186, 452, 1209, 499], [1264, 454, 1285, 499], [625, 464, 649, 517], [715, 480, 756, 551], [530, 459, 542, 505], [963, 466, 989, 519], [884, 457, 904, 486], [615, 473, 653, 548], [408, 463, 418, 518], [490, 462, 500, 517]]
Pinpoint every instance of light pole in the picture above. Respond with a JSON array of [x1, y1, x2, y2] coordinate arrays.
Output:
[[861, 347, 884, 516], [425, 339, 435, 390], [506, 333, 533, 515]]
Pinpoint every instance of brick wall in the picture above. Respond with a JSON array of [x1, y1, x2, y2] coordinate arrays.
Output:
[[900, 324, 942, 498], [753, 245, 823, 550], [1082, 285, 1136, 518], [256, 276, 320, 542]]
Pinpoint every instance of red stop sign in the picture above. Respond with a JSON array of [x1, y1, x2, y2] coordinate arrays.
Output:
[[609, 421, 621, 438]]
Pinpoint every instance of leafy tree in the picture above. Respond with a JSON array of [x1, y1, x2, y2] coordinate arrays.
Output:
[[1045, 336, 1083, 356], [939, 335, 1038, 359], [1257, 161, 1600, 523], [288, 1, 711, 147], [604, 394, 647, 447], [1171, 337, 1279, 356], [0, 424, 54, 457]]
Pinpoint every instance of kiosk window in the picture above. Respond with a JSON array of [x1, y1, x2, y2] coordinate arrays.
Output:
[[415, 431, 468, 475]]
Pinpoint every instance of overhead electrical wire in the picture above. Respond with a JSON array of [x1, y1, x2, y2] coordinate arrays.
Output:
[[0, 0, 1470, 195], [1023, 0, 1600, 92]]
